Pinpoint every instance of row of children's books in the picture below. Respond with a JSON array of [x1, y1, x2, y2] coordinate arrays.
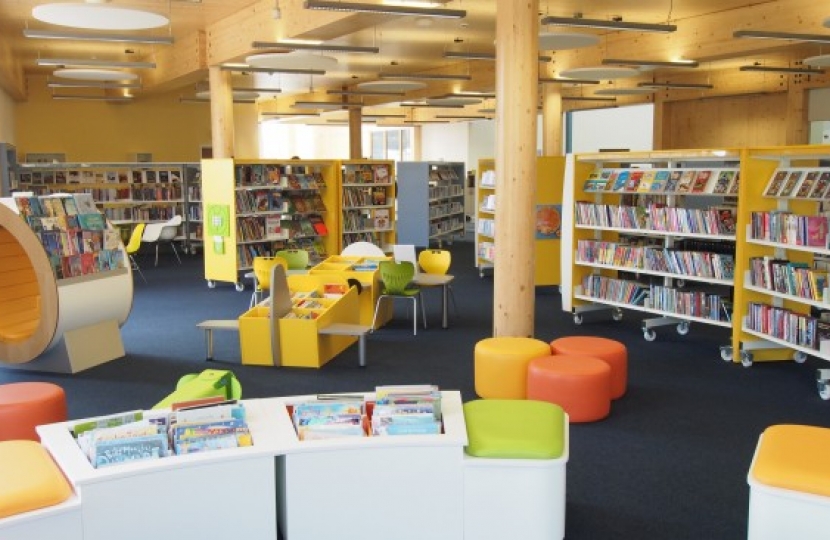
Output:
[[749, 256, 829, 302], [73, 400, 253, 469], [19, 169, 182, 186], [343, 164, 391, 185], [290, 385, 443, 441], [764, 168, 830, 199], [583, 168, 740, 196], [236, 164, 326, 188]]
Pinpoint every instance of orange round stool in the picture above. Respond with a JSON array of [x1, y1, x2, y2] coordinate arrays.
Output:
[[527, 355, 612, 423], [550, 336, 628, 399], [0, 383, 67, 442], [474, 337, 551, 399]]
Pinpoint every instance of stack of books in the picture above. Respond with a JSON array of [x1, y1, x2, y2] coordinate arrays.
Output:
[[371, 385, 442, 437]]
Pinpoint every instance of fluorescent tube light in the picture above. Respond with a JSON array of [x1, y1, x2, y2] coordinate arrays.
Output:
[[541, 16, 676, 33], [539, 77, 600, 85], [47, 79, 142, 89], [327, 89, 406, 96], [219, 65, 325, 75], [435, 115, 489, 119], [637, 82, 714, 89], [603, 58, 699, 68], [379, 72, 472, 81], [179, 97, 257, 104], [434, 91, 497, 99], [260, 112, 321, 117], [363, 113, 407, 118], [52, 94, 134, 102], [231, 87, 282, 93], [443, 51, 552, 62], [739, 65, 825, 75], [561, 96, 617, 102], [252, 40, 379, 54], [303, 0, 466, 19], [293, 101, 363, 109], [733, 30, 830, 44], [24, 29, 174, 45], [400, 102, 464, 108], [37, 58, 156, 69]]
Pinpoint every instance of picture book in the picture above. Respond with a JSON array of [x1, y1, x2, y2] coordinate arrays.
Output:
[[676, 170, 696, 193], [62, 196, 79, 215], [270, 192, 284, 212], [309, 215, 328, 236], [807, 216, 829, 248], [73, 193, 98, 214], [582, 171, 602, 191], [372, 186, 387, 205], [604, 170, 621, 191], [373, 164, 391, 183], [778, 170, 804, 197], [764, 169, 789, 196], [104, 229, 121, 250], [636, 170, 656, 193], [810, 171, 830, 198], [690, 170, 713, 193], [727, 171, 740, 195], [78, 213, 106, 230], [716, 207, 737, 235], [624, 170, 643, 192], [374, 208, 390, 230], [797, 171, 820, 198], [265, 215, 284, 240], [610, 170, 629, 191], [711, 170, 734, 195], [651, 170, 670, 192], [663, 170, 683, 192], [254, 190, 270, 211]]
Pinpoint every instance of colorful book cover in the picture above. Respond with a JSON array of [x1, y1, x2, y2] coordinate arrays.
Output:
[[810, 171, 830, 198], [663, 170, 682, 192], [676, 170, 696, 193], [764, 169, 789, 196], [651, 170, 670, 192], [727, 171, 740, 195], [711, 170, 733, 194], [373, 164, 391, 183], [691, 170, 712, 193], [807, 216, 829, 248], [636, 170, 656, 192], [624, 170, 643, 192], [778, 170, 804, 197], [78, 213, 106, 231], [796, 171, 820, 198], [582, 171, 601, 191], [611, 170, 629, 191], [604, 170, 620, 191]]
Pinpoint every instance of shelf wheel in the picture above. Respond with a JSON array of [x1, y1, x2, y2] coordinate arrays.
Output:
[[643, 328, 657, 342], [793, 351, 808, 364], [676, 279, 686, 288], [573, 313, 584, 325], [720, 346, 733, 362], [677, 321, 690, 336], [740, 351, 753, 368], [820, 385, 830, 401], [235, 282, 245, 292], [818, 370, 830, 400], [612, 309, 624, 321], [207, 280, 216, 289]]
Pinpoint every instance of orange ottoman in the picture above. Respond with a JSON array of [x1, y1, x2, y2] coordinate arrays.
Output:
[[527, 355, 611, 423], [0, 383, 67, 442], [550, 336, 627, 399], [475, 337, 551, 399]]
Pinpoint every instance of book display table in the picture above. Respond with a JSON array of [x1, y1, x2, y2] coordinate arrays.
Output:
[[308, 255, 392, 328], [34, 391, 467, 540], [0, 199, 131, 373]]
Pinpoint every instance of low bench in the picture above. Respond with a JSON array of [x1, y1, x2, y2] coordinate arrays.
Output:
[[318, 323, 372, 367], [196, 320, 240, 362]]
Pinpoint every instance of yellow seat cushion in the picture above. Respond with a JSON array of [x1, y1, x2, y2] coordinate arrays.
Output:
[[0, 440, 73, 519], [752, 424, 830, 498]]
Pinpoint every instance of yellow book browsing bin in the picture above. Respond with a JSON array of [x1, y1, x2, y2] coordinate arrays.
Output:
[[309, 255, 392, 328], [238, 267, 360, 368]]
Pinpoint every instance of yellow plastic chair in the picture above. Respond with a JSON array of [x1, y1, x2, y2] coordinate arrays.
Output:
[[126, 223, 147, 283], [418, 249, 458, 315], [275, 249, 309, 271], [250, 256, 288, 307]]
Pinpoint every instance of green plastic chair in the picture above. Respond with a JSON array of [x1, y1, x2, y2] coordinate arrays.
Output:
[[371, 260, 427, 335], [275, 249, 309, 271]]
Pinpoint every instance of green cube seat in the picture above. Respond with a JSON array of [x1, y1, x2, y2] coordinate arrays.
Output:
[[463, 399, 565, 459]]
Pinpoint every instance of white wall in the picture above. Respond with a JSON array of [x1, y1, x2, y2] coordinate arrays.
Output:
[[0, 88, 15, 145], [259, 121, 352, 159], [569, 103, 654, 153], [420, 122, 469, 164]]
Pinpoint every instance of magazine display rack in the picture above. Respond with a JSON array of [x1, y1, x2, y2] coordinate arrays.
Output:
[[474, 157, 564, 285], [562, 150, 740, 352], [34, 391, 468, 540], [201, 159, 337, 291], [339, 160, 396, 253], [732, 145, 830, 375], [396, 161, 466, 247], [0, 200, 131, 373]]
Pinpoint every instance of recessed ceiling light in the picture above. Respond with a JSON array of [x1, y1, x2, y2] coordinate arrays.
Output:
[[32, 3, 169, 30], [53, 68, 139, 81]]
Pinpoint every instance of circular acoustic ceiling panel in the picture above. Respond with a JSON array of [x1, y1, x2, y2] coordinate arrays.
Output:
[[595, 87, 656, 96], [356, 80, 428, 92], [33, 3, 169, 30], [245, 53, 338, 71], [53, 68, 139, 81], [196, 91, 259, 101], [804, 54, 830, 67], [558, 66, 640, 80], [538, 32, 600, 51], [427, 97, 482, 106]]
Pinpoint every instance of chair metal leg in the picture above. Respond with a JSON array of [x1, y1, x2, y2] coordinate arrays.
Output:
[[154, 244, 160, 267], [419, 292, 427, 330], [130, 255, 147, 283], [370, 295, 386, 332], [170, 242, 182, 264], [448, 285, 459, 318], [411, 296, 417, 335]]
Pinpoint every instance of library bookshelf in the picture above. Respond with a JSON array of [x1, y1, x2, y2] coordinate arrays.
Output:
[[0, 198, 131, 373], [474, 157, 564, 285], [397, 161, 466, 247], [200, 159, 338, 290], [339, 159, 397, 253], [562, 150, 741, 354]]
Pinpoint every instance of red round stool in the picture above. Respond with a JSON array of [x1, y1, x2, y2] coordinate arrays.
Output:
[[527, 355, 611, 423], [550, 336, 628, 399], [0, 383, 67, 441]]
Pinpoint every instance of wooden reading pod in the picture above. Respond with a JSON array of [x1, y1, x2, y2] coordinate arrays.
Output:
[[0, 200, 132, 373]]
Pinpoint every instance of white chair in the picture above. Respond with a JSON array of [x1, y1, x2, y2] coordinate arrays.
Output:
[[143, 215, 182, 266], [341, 241, 386, 257]]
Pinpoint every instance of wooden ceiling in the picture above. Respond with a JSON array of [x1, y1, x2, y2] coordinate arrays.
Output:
[[1, 0, 829, 121]]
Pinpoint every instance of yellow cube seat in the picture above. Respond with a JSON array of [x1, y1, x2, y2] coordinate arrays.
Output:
[[474, 337, 550, 399], [0, 440, 72, 519]]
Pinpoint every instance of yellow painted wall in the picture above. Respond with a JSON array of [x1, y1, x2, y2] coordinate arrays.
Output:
[[14, 75, 258, 162], [0, 87, 15, 144]]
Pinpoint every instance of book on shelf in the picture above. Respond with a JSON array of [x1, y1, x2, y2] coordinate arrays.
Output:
[[715, 207, 737, 235], [73, 193, 99, 214], [727, 170, 740, 195], [309, 215, 328, 236], [778, 170, 804, 197], [373, 164, 391, 183], [636, 170, 656, 193], [811, 171, 830, 198], [807, 215, 829, 248], [582, 171, 602, 191], [608, 170, 629, 191], [373, 208, 390, 230], [651, 170, 670, 192], [371, 186, 388, 205], [624, 170, 643, 192], [265, 215, 284, 240], [711, 170, 734, 195], [690, 170, 713, 193], [796, 171, 819, 198]]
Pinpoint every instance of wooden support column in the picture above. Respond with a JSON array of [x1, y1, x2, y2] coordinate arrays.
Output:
[[209, 66, 235, 159], [542, 85, 562, 155], [493, 0, 539, 337], [785, 83, 809, 146], [652, 96, 666, 150], [349, 107, 363, 159]]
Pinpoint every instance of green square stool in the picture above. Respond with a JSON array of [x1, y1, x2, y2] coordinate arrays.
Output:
[[463, 399, 569, 540]]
